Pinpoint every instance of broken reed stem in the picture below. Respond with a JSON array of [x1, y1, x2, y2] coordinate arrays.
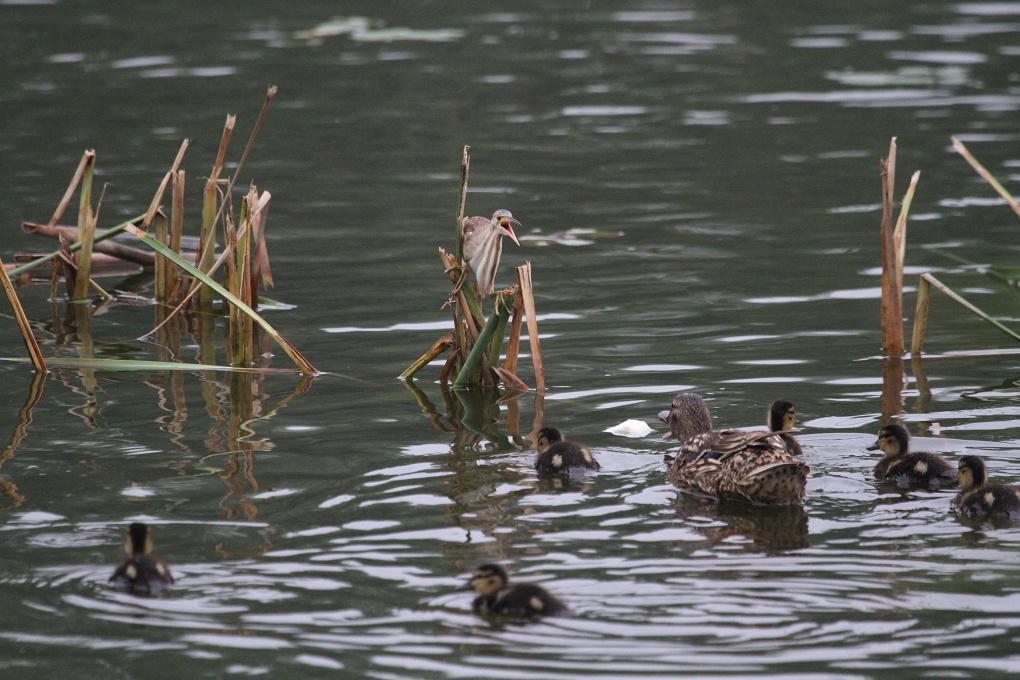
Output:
[[250, 191, 273, 307], [452, 301, 505, 389], [8, 213, 147, 279], [517, 261, 545, 390], [951, 136, 1020, 221], [175, 87, 276, 320], [879, 137, 904, 357], [71, 151, 96, 302], [154, 211, 169, 303], [169, 170, 185, 301], [456, 145, 470, 263], [46, 150, 94, 230], [199, 115, 235, 306], [911, 274, 932, 354], [893, 170, 920, 288], [918, 272, 1020, 343], [144, 139, 190, 229], [486, 292, 513, 368], [400, 332, 455, 380], [125, 224, 318, 374], [0, 254, 47, 373], [503, 292, 524, 374]]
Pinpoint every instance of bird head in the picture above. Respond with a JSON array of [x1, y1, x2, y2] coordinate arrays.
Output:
[[125, 522, 154, 557], [459, 563, 509, 595], [492, 209, 521, 246], [957, 455, 987, 490], [768, 400, 796, 433], [535, 426, 564, 453], [867, 423, 908, 457]]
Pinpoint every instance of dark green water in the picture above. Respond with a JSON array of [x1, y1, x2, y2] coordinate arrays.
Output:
[[3, 1, 1020, 677]]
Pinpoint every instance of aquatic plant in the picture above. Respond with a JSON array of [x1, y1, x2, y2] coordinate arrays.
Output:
[[403, 146, 545, 391]]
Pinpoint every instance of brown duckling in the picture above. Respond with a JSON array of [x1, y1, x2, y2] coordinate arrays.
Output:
[[767, 399, 803, 457], [109, 522, 173, 595], [660, 393, 809, 505], [867, 423, 956, 490], [459, 563, 567, 618], [534, 427, 600, 475], [954, 455, 1020, 519]]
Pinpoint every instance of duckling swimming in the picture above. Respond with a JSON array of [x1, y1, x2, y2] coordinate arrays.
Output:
[[534, 427, 600, 475], [109, 522, 173, 595], [953, 455, 1020, 519], [767, 399, 803, 457], [459, 563, 567, 618], [867, 423, 956, 490], [661, 393, 809, 505]]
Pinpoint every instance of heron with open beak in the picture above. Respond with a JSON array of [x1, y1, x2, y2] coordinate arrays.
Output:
[[461, 209, 521, 297]]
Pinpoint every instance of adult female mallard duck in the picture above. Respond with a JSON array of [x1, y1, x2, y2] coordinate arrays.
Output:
[[109, 522, 173, 594], [459, 563, 567, 618], [534, 427, 600, 475], [953, 455, 1020, 519], [659, 393, 809, 505], [867, 423, 956, 490]]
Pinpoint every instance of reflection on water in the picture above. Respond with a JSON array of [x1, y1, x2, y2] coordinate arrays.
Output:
[[7, 0, 1020, 678]]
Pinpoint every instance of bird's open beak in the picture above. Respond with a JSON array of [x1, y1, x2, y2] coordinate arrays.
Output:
[[498, 218, 521, 246]]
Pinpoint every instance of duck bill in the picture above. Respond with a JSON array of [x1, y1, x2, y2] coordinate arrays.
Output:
[[865, 443, 879, 451], [658, 410, 675, 440], [456, 581, 475, 592]]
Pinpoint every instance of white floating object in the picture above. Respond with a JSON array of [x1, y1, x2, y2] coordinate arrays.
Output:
[[605, 419, 653, 438]]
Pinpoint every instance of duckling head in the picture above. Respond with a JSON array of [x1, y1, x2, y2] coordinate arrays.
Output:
[[124, 522, 154, 558], [867, 423, 908, 458], [535, 427, 564, 453], [658, 393, 713, 441], [768, 400, 796, 432], [957, 455, 988, 491], [460, 563, 509, 596]]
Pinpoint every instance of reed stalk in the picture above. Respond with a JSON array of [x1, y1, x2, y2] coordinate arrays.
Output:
[[453, 302, 505, 389], [486, 291, 512, 368], [517, 262, 545, 390], [503, 293, 524, 374], [951, 136, 1020, 220], [893, 170, 920, 287], [457, 145, 470, 262], [71, 152, 96, 301], [169, 170, 185, 301], [144, 140, 189, 228], [154, 211, 169, 303], [910, 273, 932, 354], [125, 224, 318, 374], [8, 212, 148, 279], [200, 115, 235, 306], [917, 272, 1020, 343], [0, 254, 47, 373], [401, 332, 455, 380], [879, 137, 903, 357]]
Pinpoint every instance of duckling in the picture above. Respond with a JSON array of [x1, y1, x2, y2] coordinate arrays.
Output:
[[661, 393, 809, 505], [767, 399, 803, 457], [534, 427, 600, 475], [867, 423, 956, 490], [109, 522, 173, 595], [953, 455, 1020, 519], [459, 563, 567, 618]]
